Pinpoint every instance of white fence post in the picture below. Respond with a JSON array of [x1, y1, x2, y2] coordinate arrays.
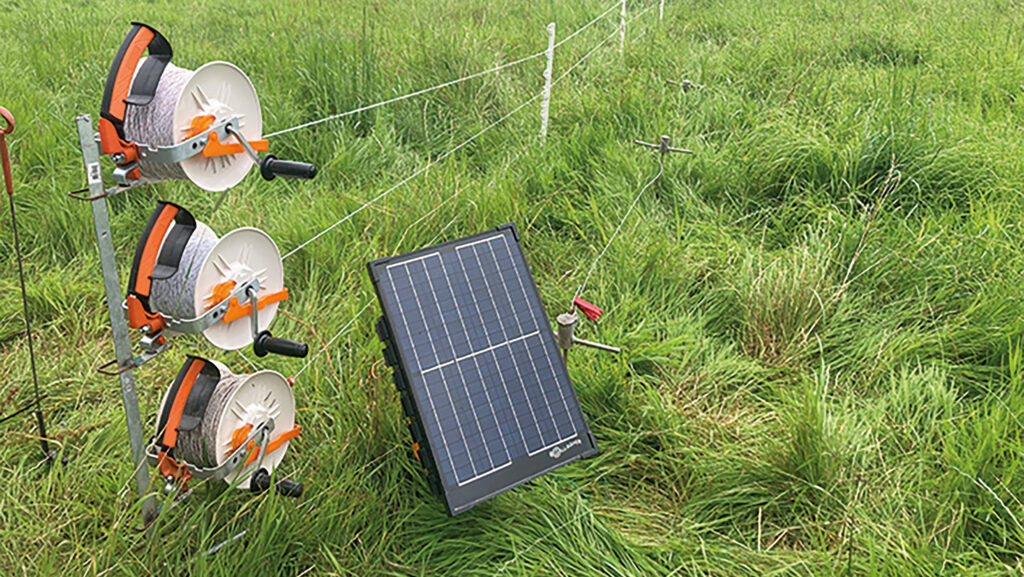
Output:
[[660, 0, 665, 21], [620, 0, 627, 51], [540, 22, 556, 141]]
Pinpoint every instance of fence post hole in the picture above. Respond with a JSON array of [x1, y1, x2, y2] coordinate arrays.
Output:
[[540, 22, 556, 141]]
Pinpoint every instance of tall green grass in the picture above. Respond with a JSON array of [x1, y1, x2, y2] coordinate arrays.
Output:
[[2, 0, 1024, 574]]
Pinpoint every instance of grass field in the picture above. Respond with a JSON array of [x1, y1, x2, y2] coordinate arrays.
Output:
[[3, 0, 1024, 574]]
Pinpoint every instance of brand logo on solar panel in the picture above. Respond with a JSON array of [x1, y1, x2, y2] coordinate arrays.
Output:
[[368, 223, 598, 515]]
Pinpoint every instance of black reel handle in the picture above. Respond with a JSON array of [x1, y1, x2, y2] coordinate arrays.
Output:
[[250, 468, 304, 498], [253, 330, 309, 358], [259, 155, 318, 181]]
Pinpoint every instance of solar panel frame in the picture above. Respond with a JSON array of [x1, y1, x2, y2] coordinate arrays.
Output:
[[368, 223, 598, 515]]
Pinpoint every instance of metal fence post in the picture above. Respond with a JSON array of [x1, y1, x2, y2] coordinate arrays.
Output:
[[75, 114, 156, 526]]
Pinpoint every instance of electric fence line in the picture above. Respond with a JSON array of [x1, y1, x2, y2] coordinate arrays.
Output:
[[275, 1, 662, 376], [265, 0, 623, 139], [293, 300, 374, 379], [574, 132, 692, 308], [572, 164, 661, 307], [553, 0, 622, 49], [282, 10, 636, 262], [281, 88, 547, 260]]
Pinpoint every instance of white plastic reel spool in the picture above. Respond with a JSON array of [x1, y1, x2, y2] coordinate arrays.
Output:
[[195, 227, 285, 350], [150, 221, 284, 350], [155, 362, 296, 486], [174, 61, 263, 192]]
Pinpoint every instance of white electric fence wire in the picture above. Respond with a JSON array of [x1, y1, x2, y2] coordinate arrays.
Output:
[[293, 300, 374, 379], [282, 93, 548, 260], [573, 150, 663, 305], [237, 349, 257, 371], [554, 26, 618, 84], [550, 1, 654, 88], [629, 4, 657, 28], [265, 0, 623, 139], [553, 0, 621, 49], [265, 51, 545, 139], [288, 150, 523, 378], [281, 3, 657, 375], [625, 4, 658, 42], [284, 19, 625, 262]]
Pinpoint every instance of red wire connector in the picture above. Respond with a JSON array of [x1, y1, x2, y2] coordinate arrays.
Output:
[[572, 297, 603, 322]]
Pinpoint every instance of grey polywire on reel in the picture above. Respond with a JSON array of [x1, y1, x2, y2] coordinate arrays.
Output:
[[144, 211, 285, 350], [123, 63, 191, 182], [150, 220, 218, 320], [121, 59, 263, 191], [169, 361, 296, 487]]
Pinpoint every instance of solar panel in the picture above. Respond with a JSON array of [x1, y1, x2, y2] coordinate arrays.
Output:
[[368, 223, 598, 515]]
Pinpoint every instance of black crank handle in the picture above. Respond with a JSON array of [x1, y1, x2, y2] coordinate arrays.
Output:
[[250, 468, 304, 498], [259, 155, 318, 181], [253, 330, 309, 358], [276, 478, 304, 498]]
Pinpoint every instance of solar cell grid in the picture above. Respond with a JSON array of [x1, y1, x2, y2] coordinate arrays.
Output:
[[369, 224, 598, 514]]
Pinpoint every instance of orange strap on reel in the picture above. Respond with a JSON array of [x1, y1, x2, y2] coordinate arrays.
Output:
[[153, 356, 219, 483], [98, 22, 172, 173], [126, 201, 195, 337]]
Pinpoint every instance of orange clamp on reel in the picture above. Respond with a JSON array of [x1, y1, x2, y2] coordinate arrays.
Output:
[[237, 424, 302, 467], [206, 279, 291, 325], [182, 114, 270, 160], [220, 286, 291, 324]]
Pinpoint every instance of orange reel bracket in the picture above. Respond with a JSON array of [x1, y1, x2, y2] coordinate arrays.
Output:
[[97, 117, 139, 165], [126, 295, 167, 339], [242, 425, 302, 467], [202, 130, 269, 159], [222, 288, 290, 324], [186, 115, 269, 159], [156, 451, 193, 485]]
